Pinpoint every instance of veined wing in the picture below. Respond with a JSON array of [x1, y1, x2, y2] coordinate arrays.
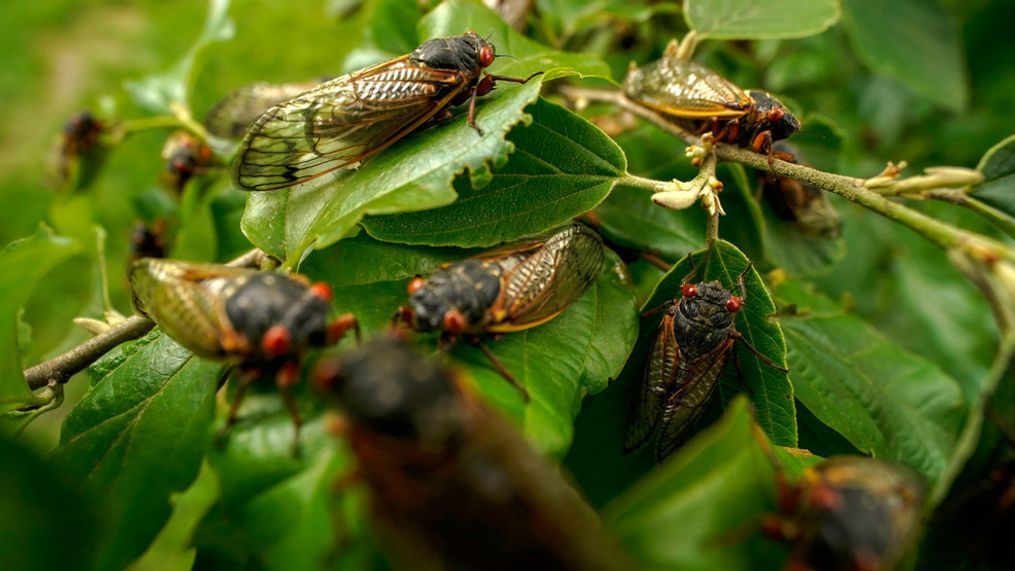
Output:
[[205, 81, 322, 139], [624, 312, 677, 452], [233, 58, 467, 191], [488, 224, 605, 331], [625, 60, 752, 119], [654, 338, 734, 460]]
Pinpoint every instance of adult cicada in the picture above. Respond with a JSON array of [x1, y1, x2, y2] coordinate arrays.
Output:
[[232, 31, 538, 191], [396, 223, 605, 399], [129, 258, 358, 449], [204, 80, 322, 139], [625, 263, 786, 461], [759, 143, 842, 239], [764, 456, 925, 571], [161, 130, 215, 193], [314, 335, 633, 571], [52, 110, 107, 188], [623, 41, 800, 156]]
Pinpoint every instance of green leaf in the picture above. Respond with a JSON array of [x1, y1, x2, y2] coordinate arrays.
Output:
[[772, 279, 965, 486], [605, 397, 788, 571], [842, 0, 968, 112], [129, 461, 221, 571], [124, 0, 235, 113], [170, 179, 220, 262], [972, 133, 1015, 219], [55, 331, 221, 571], [423, 0, 612, 81], [241, 79, 541, 264], [0, 437, 101, 571], [684, 0, 840, 39], [362, 98, 626, 246], [0, 225, 79, 409]]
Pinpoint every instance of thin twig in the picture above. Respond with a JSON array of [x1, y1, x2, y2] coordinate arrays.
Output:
[[22, 248, 268, 391]]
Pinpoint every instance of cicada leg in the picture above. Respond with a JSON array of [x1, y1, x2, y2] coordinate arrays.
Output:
[[471, 338, 530, 402], [276, 360, 303, 457], [215, 366, 259, 447]]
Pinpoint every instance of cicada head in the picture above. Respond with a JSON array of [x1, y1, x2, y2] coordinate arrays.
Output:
[[790, 457, 925, 571], [671, 280, 743, 358], [749, 90, 801, 142], [411, 31, 495, 75], [315, 336, 461, 440], [406, 259, 502, 334]]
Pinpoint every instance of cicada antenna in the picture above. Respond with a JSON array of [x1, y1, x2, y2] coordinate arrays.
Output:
[[494, 53, 518, 61], [680, 251, 701, 285], [736, 262, 753, 300]]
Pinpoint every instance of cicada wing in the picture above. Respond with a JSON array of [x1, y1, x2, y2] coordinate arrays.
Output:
[[490, 224, 605, 329], [205, 81, 322, 139], [624, 313, 679, 452], [624, 59, 751, 119], [654, 339, 734, 461], [233, 58, 468, 191]]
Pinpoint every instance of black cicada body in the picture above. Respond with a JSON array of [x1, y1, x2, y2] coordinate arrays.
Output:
[[52, 110, 107, 188], [760, 144, 842, 239], [625, 263, 785, 461], [314, 336, 633, 571], [232, 31, 539, 191], [623, 41, 800, 156], [128, 219, 169, 262], [129, 258, 358, 447], [765, 456, 925, 571], [397, 223, 605, 398]]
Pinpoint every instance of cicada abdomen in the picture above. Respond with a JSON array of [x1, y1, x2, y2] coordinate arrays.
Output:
[[232, 31, 539, 191], [623, 41, 800, 155], [398, 223, 606, 398], [765, 456, 925, 571], [129, 258, 358, 448], [315, 336, 633, 571]]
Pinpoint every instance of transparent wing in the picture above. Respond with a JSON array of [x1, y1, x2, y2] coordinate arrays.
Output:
[[624, 313, 678, 452], [233, 58, 467, 191], [624, 59, 752, 119], [488, 224, 605, 331], [205, 81, 322, 139], [654, 338, 734, 460]]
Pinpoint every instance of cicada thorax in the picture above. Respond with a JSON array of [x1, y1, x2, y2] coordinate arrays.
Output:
[[769, 457, 925, 571], [315, 337, 632, 571], [622, 53, 800, 154], [625, 278, 747, 461], [759, 144, 843, 239], [129, 259, 332, 363]]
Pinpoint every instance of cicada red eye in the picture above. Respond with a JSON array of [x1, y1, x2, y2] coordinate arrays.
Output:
[[479, 45, 495, 68], [681, 284, 698, 298], [310, 282, 333, 302], [262, 325, 293, 357], [726, 296, 743, 313], [408, 276, 426, 295], [442, 309, 467, 334]]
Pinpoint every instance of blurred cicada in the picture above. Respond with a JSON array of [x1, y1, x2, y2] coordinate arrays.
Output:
[[764, 456, 925, 571], [161, 131, 215, 193], [232, 31, 539, 191], [128, 219, 170, 262], [314, 335, 633, 571], [759, 144, 842, 239], [129, 258, 358, 448], [204, 80, 322, 139], [623, 41, 800, 156], [396, 223, 605, 399], [625, 262, 786, 461], [52, 110, 107, 188]]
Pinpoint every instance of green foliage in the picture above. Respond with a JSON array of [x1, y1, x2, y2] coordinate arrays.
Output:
[[1, 0, 1012, 569]]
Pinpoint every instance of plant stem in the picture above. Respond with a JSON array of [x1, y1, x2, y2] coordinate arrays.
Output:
[[616, 173, 674, 193], [22, 248, 268, 392], [118, 115, 181, 134]]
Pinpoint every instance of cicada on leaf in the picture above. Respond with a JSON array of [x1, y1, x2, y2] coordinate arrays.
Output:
[[232, 31, 540, 191], [314, 335, 633, 571], [396, 223, 606, 400], [625, 262, 786, 461], [759, 144, 842, 239], [623, 41, 800, 156], [204, 80, 323, 139], [764, 456, 925, 571], [129, 258, 358, 451]]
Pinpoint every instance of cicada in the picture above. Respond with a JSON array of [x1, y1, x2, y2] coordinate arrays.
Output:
[[625, 263, 786, 461], [759, 144, 842, 239], [764, 456, 925, 571], [204, 80, 322, 139], [233, 31, 539, 191], [161, 130, 215, 192], [623, 41, 800, 156], [129, 258, 358, 448], [396, 223, 605, 399], [128, 219, 169, 261], [52, 110, 107, 187], [314, 335, 633, 571]]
